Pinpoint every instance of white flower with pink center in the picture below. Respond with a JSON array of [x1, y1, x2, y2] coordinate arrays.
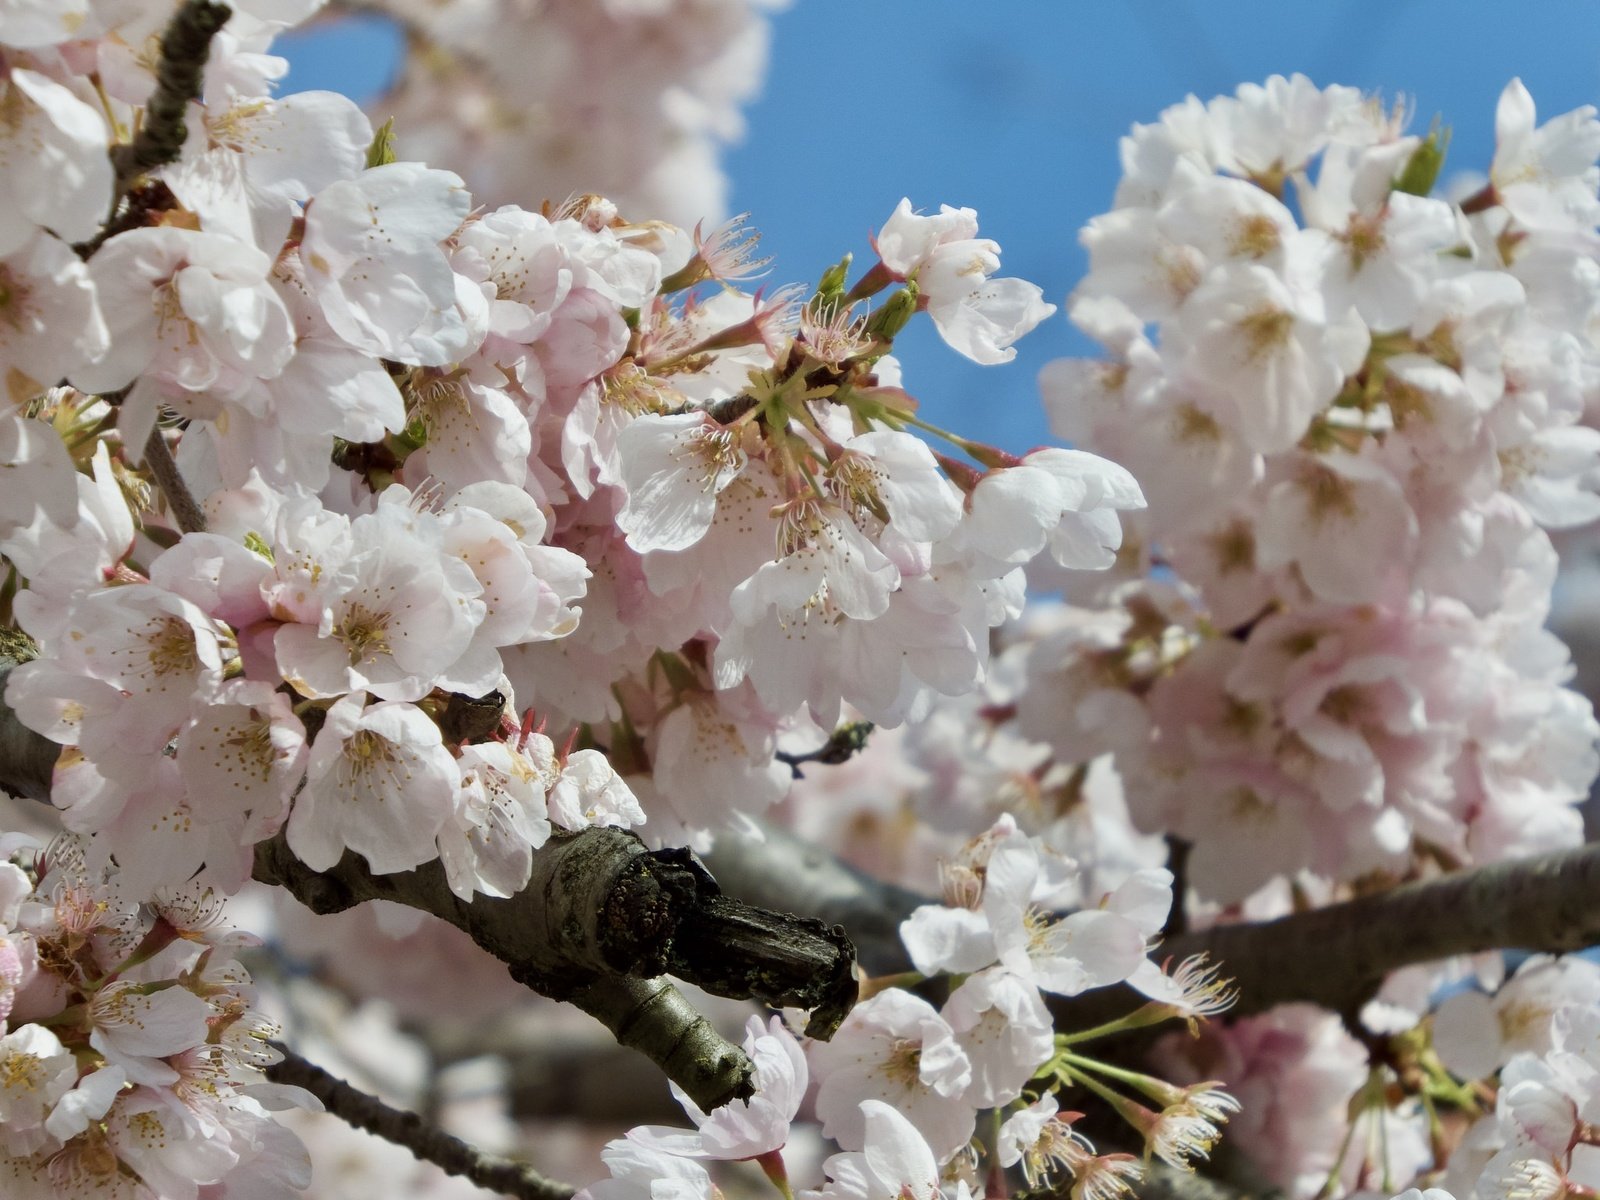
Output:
[[809, 987, 974, 1160], [802, 1099, 944, 1200], [616, 412, 751, 554], [300, 162, 484, 366], [287, 695, 459, 874], [875, 198, 1056, 365], [630, 1014, 806, 1159]]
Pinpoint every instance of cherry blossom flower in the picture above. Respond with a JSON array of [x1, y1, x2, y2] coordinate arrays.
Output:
[[875, 198, 1056, 364], [629, 1014, 806, 1159], [809, 988, 975, 1160], [287, 695, 460, 874], [802, 1099, 944, 1200]]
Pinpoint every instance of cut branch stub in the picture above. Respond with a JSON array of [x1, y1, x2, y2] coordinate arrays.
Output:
[[251, 824, 857, 1108]]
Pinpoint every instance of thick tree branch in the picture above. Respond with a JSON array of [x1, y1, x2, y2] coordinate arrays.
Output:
[[703, 821, 925, 976], [1052, 840, 1600, 1037], [0, 669, 853, 1106], [707, 822, 1600, 1027], [250, 826, 854, 1110], [266, 1042, 575, 1200]]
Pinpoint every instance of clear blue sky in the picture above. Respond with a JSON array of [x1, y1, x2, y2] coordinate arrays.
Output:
[[279, 2, 1600, 452]]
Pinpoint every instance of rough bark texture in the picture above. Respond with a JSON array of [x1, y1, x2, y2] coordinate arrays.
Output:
[[703, 821, 927, 976], [707, 820, 1600, 1030], [251, 825, 856, 1111]]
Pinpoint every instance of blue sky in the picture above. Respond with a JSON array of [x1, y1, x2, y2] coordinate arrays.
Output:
[[279, 2, 1600, 452]]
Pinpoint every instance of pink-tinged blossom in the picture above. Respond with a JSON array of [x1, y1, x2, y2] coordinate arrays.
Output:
[[404, 372, 533, 491], [174, 680, 308, 849], [809, 987, 975, 1161], [616, 412, 750, 553], [875, 198, 1056, 364], [649, 692, 790, 834], [958, 448, 1146, 575], [1154, 1004, 1368, 1199], [630, 1014, 806, 1159], [0, 67, 113, 253], [287, 695, 459, 874], [1254, 452, 1418, 605], [0, 233, 108, 403], [300, 162, 484, 366], [106, 1088, 242, 1198], [437, 740, 554, 902], [802, 1099, 944, 1200]]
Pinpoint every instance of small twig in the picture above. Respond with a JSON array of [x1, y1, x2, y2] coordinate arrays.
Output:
[[111, 0, 233, 193], [143, 425, 207, 534], [775, 720, 874, 779], [1163, 836, 1191, 939], [265, 1043, 575, 1200]]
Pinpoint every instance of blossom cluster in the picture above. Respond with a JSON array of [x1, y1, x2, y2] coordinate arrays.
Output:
[[363, 0, 787, 229], [0, 834, 316, 1199], [5, 1, 1600, 1196], [0, 0, 1127, 898], [577, 816, 1240, 1200], [994, 75, 1600, 901]]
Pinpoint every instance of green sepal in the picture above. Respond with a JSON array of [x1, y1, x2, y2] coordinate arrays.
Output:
[[1394, 123, 1449, 197], [365, 118, 397, 169]]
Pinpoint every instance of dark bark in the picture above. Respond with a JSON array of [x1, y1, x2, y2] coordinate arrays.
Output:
[[267, 1043, 575, 1200], [251, 825, 857, 1111]]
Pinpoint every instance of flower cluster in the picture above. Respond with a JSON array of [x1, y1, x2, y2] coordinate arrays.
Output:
[[355, 0, 786, 229], [0, 835, 316, 1198], [574, 816, 1239, 1200], [0, 0, 1128, 893], [1008, 75, 1600, 902]]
